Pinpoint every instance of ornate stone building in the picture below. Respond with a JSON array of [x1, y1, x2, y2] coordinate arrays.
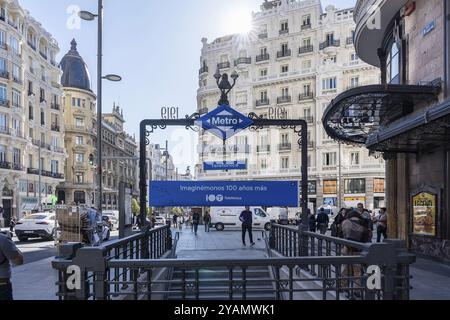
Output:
[[0, 0, 65, 227], [196, 0, 385, 211]]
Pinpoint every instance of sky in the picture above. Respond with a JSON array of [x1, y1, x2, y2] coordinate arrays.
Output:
[[20, 0, 356, 173]]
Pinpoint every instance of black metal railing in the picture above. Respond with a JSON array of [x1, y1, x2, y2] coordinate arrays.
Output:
[[269, 224, 415, 300], [51, 124, 60, 132], [51, 103, 60, 110], [257, 145, 271, 153], [12, 163, 23, 171], [27, 41, 36, 51], [299, 45, 314, 54], [279, 29, 289, 35], [0, 161, 11, 170], [52, 225, 172, 300], [0, 70, 8, 80], [12, 76, 23, 85], [320, 39, 341, 50], [0, 99, 10, 108], [277, 96, 291, 104], [301, 24, 312, 30], [234, 57, 251, 66], [0, 42, 6, 50], [258, 33, 268, 39], [256, 99, 269, 107], [346, 37, 354, 45], [198, 66, 208, 75], [27, 168, 39, 175], [277, 49, 291, 58], [299, 92, 314, 101], [0, 126, 10, 135], [217, 61, 230, 70], [256, 53, 270, 62], [40, 51, 48, 60], [278, 143, 292, 151]]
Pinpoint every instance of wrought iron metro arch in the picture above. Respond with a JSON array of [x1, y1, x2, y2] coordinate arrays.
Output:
[[139, 114, 309, 231]]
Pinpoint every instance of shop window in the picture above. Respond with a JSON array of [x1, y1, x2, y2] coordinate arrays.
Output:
[[344, 178, 366, 194]]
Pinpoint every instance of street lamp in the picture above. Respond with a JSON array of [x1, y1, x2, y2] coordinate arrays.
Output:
[[79, 1, 122, 213]]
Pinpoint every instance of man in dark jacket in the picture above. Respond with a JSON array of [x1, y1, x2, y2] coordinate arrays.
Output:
[[0, 231, 24, 300], [192, 211, 200, 236], [316, 208, 329, 234], [239, 207, 255, 246]]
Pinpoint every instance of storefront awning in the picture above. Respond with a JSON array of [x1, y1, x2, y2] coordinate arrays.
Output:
[[366, 97, 450, 153], [322, 84, 440, 146]]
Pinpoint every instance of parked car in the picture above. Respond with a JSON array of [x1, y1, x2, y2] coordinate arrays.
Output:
[[15, 212, 56, 242], [210, 207, 272, 231], [102, 212, 119, 231]]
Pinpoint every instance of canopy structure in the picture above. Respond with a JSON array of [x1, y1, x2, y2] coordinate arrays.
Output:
[[322, 84, 441, 147]]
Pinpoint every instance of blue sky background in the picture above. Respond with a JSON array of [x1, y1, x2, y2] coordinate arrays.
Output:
[[20, 0, 356, 172]]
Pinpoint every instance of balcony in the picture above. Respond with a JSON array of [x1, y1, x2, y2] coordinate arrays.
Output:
[[12, 76, 23, 85], [256, 53, 270, 62], [277, 49, 291, 59], [0, 99, 10, 108], [319, 39, 341, 50], [7, 19, 17, 29], [52, 146, 65, 154], [258, 33, 268, 39], [299, 45, 314, 54], [0, 126, 10, 135], [257, 145, 271, 153], [346, 37, 354, 45], [40, 51, 48, 60], [256, 99, 270, 107], [234, 57, 251, 67], [217, 62, 230, 70], [51, 124, 60, 132], [27, 168, 39, 175], [278, 143, 292, 151], [301, 24, 312, 30], [299, 92, 314, 101], [28, 90, 34, 96], [12, 163, 24, 171], [279, 29, 289, 35], [27, 41, 36, 51], [277, 96, 291, 104], [51, 103, 60, 110], [51, 60, 57, 67], [40, 97, 46, 103], [51, 81, 61, 89], [0, 162, 11, 170], [0, 70, 9, 80], [198, 66, 208, 75], [0, 42, 6, 51], [11, 102, 22, 109]]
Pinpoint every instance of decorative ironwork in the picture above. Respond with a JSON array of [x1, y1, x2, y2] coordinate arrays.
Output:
[[185, 112, 201, 132], [248, 112, 265, 131]]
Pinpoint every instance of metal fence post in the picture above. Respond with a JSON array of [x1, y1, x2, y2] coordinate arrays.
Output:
[[269, 222, 275, 249], [72, 247, 107, 300], [365, 243, 397, 300]]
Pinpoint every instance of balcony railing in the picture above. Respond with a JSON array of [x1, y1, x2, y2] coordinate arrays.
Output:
[[256, 53, 270, 62], [52, 146, 65, 154], [40, 51, 48, 60], [27, 168, 39, 175], [301, 23, 312, 30], [299, 45, 314, 54], [12, 163, 24, 171], [51, 81, 61, 89], [11, 102, 22, 109], [256, 99, 270, 107], [277, 96, 291, 104], [320, 39, 341, 50], [0, 99, 10, 108], [257, 145, 271, 153], [0, 42, 6, 51], [27, 41, 36, 51], [346, 36, 354, 45], [234, 57, 251, 66], [279, 29, 289, 35], [28, 90, 34, 96], [299, 92, 314, 101], [0, 70, 9, 80], [217, 61, 230, 70], [0, 162, 11, 170], [198, 66, 208, 75], [51, 124, 60, 132], [7, 20, 17, 29], [51, 103, 60, 110], [278, 143, 292, 151], [258, 33, 268, 39], [0, 126, 10, 135], [277, 49, 291, 58], [12, 76, 23, 85]]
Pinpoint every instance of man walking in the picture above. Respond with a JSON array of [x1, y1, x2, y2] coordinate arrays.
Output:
[[375, 208, 388, 243], [240, 207, 255, 247], [0, 231, 24, 300], [192, 211, 200, 236], [203, 210, 211, 233], [316, 208, 329, 235], [172, 213, 178, 229]]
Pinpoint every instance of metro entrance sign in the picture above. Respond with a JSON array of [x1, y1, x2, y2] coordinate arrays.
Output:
[[195, 104, 254, 140], [203, 160, 247, 171]]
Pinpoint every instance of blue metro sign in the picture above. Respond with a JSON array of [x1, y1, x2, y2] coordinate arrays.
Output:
[[195, 104, 254, 140]]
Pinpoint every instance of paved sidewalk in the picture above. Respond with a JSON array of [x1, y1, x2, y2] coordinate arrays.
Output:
[[410, 258, 450, 300]]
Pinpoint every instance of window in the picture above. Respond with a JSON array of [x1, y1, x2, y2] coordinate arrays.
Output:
[[75, 172, 84, 184], [386, 41, 400, 84], [75, 153, 84, 163], [0, 58, 6, 72], [281, 87, 289, 97], [350, 53, 359, 62], [302, 60, 311, 70], [75, 118, 84, 127], [40, 108, 45, 126], [0, 30, 5, 45], [326, 32, 334, 43], [0, 145, 6, 163], [280, 21, 288, 32], [51, 160, 58, 174], [323, 152, 337, 166], [260, 68, 267, 77], [51, 136, 59, 148], [254, 208, 266, 217], [9, 35, 19, 54], [281, 133, 289, 145], [323, 180, 337, 194], [11, 89, 20, 107], [40, 88, 45, 102], [13, 148, 20, 165], [28, 154, 33, 168], [12, 63, 20, 81], [322, 77, 337, 90], [40, 157, 45, 170], [281, 43, 289, 54], [303, 108, 311, 119], [0, 113, 7, 130], [350, 76, 359, 88], [260, 159, 268, 170], [0, 84, 6, 101], [281, 157, 289, 169], [12, 118, 20, 135], [281, 65, 289, 73], [350, 152, 360, 165], [302, 38, 311, 47], [28, 81, 33, 95], [374, 178, 385, 193], [72, 98, 81, 107], [302, 15, 311, 26], [260, 90, 268, 102], [344, 178, 366, 194], [303, 84, 311, 95], [260, 47, 267, 55]]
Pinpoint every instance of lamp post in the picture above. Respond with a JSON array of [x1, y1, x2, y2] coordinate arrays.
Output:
[[79, 1, 122, 213]]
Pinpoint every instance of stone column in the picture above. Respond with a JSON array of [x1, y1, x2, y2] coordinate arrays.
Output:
[[396, 154, 410, 242], [385, 156, 398, 238]]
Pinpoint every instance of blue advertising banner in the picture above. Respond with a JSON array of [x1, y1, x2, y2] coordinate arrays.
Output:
[[203, 161, 247, 171], [149, 181, 299, 207]]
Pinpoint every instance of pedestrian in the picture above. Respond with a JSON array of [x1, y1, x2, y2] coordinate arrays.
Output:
[[0, 230, 24, 300], [357, 202, 373, 235], [192, 211, 200, 236], [203, 210, 211, 232], [316, 208, 329, 235], [308, 212, 317, 232], [172, 213, 178, 229], [330, 208, 348, 238], [9, 217, 16, 233], [278, 207, 288, 225], [240, 206, 255, 247], [375, 208, 388, 243]]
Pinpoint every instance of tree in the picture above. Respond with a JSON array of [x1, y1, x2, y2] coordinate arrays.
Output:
[[131, 198, 140, 216]]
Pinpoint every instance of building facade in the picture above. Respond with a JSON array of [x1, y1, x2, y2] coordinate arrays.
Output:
[[57, 39, 138, 211], [323, 0, 450, 262], [196, 0, 385, 211], [0, 0, 65, 227]]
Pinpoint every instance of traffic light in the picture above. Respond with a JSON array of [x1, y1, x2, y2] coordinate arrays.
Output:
[[89, 154, 94, 166]]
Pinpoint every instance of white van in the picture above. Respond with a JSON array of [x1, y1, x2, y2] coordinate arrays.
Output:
[[210, 207, 272, 231]]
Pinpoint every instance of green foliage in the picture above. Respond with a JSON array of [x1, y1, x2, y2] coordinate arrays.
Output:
[[131, 198, 140, 216]]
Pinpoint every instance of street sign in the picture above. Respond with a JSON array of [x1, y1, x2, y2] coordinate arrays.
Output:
[[149, 181, 299, 207], [197, 144, 250, 154], [203, 160, 247, 171], [195, 104, 254, 140]]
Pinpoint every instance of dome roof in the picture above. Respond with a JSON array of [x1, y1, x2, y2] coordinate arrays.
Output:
[[59, 39, 92, 91]]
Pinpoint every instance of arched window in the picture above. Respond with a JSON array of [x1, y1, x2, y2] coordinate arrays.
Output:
[[386, 40, 400, 84]]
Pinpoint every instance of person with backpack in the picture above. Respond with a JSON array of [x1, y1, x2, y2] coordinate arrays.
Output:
[[375, 208, 388, 243], [0, 230, 24, 300], [316, 208, 329, 235]]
